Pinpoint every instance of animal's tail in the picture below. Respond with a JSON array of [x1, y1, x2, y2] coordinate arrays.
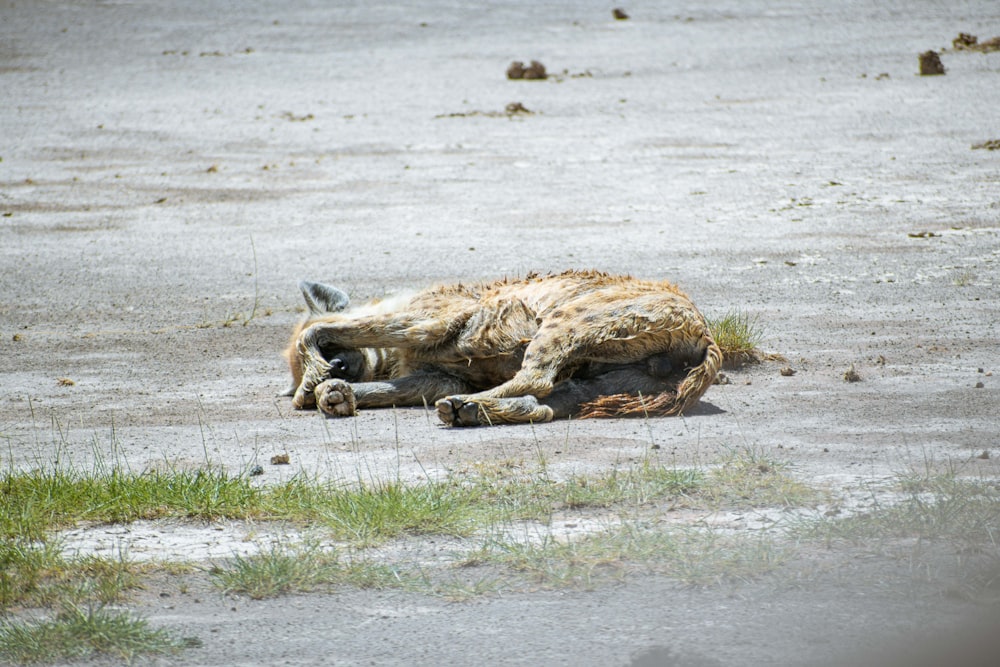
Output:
[[578, 335, 723, 419]]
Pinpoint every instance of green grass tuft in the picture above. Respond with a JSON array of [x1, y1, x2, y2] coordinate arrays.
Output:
[[0, 604, 196, 664], [466, 523, 790, 589], [209, 541, 412, 599], [706, 310, 767, 366], [708, 446, 819, 508], [801, 473, 1000, 548], [0, 539, 140, 609]]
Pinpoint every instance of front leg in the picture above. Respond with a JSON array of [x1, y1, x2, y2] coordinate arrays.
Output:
[[315, 372, 473, 418], [293, 314, 464, 409], [315, 379, 357, 417]]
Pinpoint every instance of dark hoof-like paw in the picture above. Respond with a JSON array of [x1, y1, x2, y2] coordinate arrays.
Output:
[[315, 379, 357, 417], [436, 396, 485, 427]]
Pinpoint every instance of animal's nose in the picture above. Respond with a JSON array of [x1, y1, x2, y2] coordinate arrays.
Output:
[[330, 358, 348, 373]]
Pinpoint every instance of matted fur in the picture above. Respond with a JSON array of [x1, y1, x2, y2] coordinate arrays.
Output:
[[284, 271, 721, 426]]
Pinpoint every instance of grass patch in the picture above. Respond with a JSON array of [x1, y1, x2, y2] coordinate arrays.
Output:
[[0, 468, 260, 540], [465, 523, 790, 589], [706, 310, 768, 366], [0, 539, 141, 609], [701, 446, 819, 509], [0, 460, 708, 548], [281, 480, 475, 544], [801, 473, 1000, 548], [1, 446, 821, 600], [0, 467, 474, 545], [0, 604, 197, 664], [209, 541, 412, 599], [952, 269, 976, 287], [463, 458, 703, 522]]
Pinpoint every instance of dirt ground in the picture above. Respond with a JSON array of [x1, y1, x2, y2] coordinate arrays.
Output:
[[2, 1, 999, 665]]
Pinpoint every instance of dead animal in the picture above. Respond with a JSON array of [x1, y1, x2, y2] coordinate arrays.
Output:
[[283, 271, 722, 426]]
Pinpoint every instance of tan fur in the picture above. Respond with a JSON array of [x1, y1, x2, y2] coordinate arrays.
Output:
[[285, 271, 721, 426]]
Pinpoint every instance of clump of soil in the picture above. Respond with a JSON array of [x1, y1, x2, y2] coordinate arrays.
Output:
[[919, 50, 945, 75], [971, 139, 1000, 150], [843, 364, 862, 383], [435, 103, 535, 119], [507, 60, 547, 80], [951, 33, 1000, 52]]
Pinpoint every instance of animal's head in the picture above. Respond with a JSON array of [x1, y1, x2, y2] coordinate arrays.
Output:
[[282, 281, 369, 404]]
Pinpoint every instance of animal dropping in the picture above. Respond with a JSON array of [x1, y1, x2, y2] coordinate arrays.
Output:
[[283, 271, 722, 427]]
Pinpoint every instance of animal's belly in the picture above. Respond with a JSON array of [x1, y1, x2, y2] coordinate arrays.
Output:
[[433, 351, 526, 391]]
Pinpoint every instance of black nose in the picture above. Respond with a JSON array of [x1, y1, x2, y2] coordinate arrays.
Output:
[[330, 358, 348, 373]]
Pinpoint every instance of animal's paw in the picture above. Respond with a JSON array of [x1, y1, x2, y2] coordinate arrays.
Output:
[[436, 396, 486, 427], [315, 379, 357, 417]]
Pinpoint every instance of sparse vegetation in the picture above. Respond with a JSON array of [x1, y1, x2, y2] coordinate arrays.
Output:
[[0, 604, 196, 664], [209, 540, 412, 599], [3, 442, 997, 665], [952, 269, 976, 287], [702, 446, 819, 509], [801, 472, 1000, 548], [464, 523, 791, 589], [0, 539, 143, 609], [0, 452, 770, 549]]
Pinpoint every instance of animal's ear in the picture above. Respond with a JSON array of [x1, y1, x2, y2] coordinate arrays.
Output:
[[299, 281, 350, 315]]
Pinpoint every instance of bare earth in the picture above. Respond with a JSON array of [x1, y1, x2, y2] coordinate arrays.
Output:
[[2, 1, 999, 665]]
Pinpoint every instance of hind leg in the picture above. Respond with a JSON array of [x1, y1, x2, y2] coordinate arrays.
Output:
[[436, 290, 703, 426], [437, 365, 676, 426], [436, 395, 554, 426]]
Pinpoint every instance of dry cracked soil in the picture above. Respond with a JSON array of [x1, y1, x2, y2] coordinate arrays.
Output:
[[2, 1, 1000, 665]]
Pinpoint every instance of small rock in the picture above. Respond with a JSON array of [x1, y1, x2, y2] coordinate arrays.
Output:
[[270, 453, 290, 465], [974, 381, 985, 389], [953, 33, 978, 49], [919, 50, 945, 75], [972, 139, 1000, 151], [506, 61, 525, 79], [249, 465, 264, 476], [779, 366, 796, 376], [843, 364, 862, 383], [613, 8, 629, 20], [713, 372, 732, 385], [523, 60, 547, 80], [505, 101, 531, 114], [977, 450, 990, 460]]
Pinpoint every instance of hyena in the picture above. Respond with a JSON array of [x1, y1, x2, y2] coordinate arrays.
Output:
[[283, 271, 722, 426]]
